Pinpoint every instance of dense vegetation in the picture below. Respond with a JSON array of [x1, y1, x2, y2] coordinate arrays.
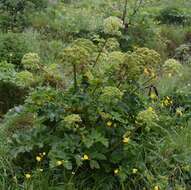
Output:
[[0, 0, 191, 189]]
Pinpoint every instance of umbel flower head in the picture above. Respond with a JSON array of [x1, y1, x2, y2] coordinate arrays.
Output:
[[136, 107, 159, 127], [105, 51, 143, 82], [107, 51, 125, 68], [163, 58, 183, 76], [105, 38, 120, 52], [64, 114, 82, 125], [60, 45, 90, 67], [72, 38, 97, 54], [44, 63, 63, 81], [134, 47, 161, 68], [123, 52, 143, 80], [103, 16, 124, 36], [16, 71, 35, 87], [21, 53, 40, 71], [100, 86, 123, 103]]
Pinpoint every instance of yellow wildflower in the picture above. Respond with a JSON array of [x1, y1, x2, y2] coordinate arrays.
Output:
[[162, 96, 173, 107], [132, 168, 138, 174], [123, 137, 130, 144], [82, 154, 89, 160], [154, 185, 159, 190], [107, 121, 112, 127], [150, 92, 158, 100], [36, 156, 42, 162], [164, 99, 169, 106], [56, 160, 63, 166], [25, 173, 31, 179], [148, 107, 154, 112], [39, 152, 46, 157], [176, 108, 183, 116], [114, 169, 119, 174]]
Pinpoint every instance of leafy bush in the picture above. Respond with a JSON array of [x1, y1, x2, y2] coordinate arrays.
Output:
[[0, 30, 191, 189], [0, 33, 32, 66], [159, 25, 188, 56], [163, 58, 183, 76], [0, 0, 48, 31], [175, 44, 191, 64], [156, 7, 188, 25], [0, 62, 27, 114], [21, 53, 41, 71], [122, 14, 156, 50]]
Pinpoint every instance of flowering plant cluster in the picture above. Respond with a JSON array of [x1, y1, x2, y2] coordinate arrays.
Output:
[[0, 15, 191, 190]]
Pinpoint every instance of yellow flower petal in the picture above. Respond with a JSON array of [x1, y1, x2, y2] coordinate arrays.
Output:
[[114, 169, 119, 174], [107, 121, 112, 127], [123, 137, 130, 144], [56, 160, 63, 166], [148, 107, 154, 112], [150, 93, 157, 99], [132, 168, 138, 174], [25, 173, 31, 179], [82, 154, 89, 160], [154, 186, 159, 190], [36, 156, 42, 162]]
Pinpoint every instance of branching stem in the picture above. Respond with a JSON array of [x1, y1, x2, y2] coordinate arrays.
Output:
[[93, 38, 108, 68]]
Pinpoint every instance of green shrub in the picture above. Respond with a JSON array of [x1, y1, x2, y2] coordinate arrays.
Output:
[[156, 7, 187, 25], [159, 25, 188, 56], [39, 40, 66, 64], [0, 35, 190, 190], [163, 58, 183, 76], [120, 14, 157, 50], [0, 0, 48, 31], [0, 33, 31, 66], [175, 44, 191, 64], [16, 71, 36, 87], [0, 61, 27, 114], [21, 53, 40, 71]]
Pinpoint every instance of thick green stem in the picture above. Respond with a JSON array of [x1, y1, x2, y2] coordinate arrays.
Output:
[[73, 64, 77, 92], [93, 38, 108, 68], [130, 75, 156, 94]]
